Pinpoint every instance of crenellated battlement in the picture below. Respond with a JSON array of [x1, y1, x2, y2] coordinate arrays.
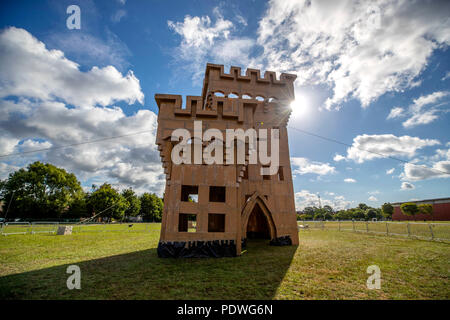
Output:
[[203, 63, 297, 86], [155, 64, 296, 122], [201, 64, 296, 104]]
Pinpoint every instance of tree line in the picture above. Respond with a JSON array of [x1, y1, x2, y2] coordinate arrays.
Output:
[[297, 203, 386, 221], [297, 202, 433, 221], [0, 161, 163, 222]]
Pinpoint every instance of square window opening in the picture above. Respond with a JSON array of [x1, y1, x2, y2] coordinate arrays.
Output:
[[209, 186, 226, 202], [179, 213, 197, 232], [181, 185, 198, 202], [208, 213, 225, 232]]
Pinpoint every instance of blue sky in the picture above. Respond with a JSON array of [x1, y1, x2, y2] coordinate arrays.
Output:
[[0, 0, 449, 210]]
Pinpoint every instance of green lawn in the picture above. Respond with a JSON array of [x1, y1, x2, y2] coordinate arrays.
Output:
[[0, 224, 449, 299]]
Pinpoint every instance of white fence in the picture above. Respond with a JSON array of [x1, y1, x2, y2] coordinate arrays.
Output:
[[31, 221, 59, 234], [298, 220, 450, 242], [1, 222, 156, 236], [71, 222, 153, 233], [1, 222, 31, 235]]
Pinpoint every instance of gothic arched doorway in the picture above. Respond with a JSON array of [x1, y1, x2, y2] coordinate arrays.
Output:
[[246, 203, 271, 239], [241, 193, 277, 242]]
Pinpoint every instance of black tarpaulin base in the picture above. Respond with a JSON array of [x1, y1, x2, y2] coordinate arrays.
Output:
[[157, 240, 237, 258], [241, 238, 247, 249], [269, 235, 292, 246]]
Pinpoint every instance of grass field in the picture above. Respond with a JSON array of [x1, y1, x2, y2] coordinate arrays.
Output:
[[0, 224, 449, 300]]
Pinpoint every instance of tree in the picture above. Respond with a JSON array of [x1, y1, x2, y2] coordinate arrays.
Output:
[[365, 208, 378, 220], [358, 203, 369, 211], [324, 212, 333, 220], [418, 204, 433, 220], [298, 213, 313, 220], [375, 208, 383, 220], [140, 193, 163, 222], [335, 210, 351, 220], [0, 161, 83, 219], [303, 207, 315, 216], [121, 188, 141, 217], [313, 208, 328, 220], [381, 203, 394, 220], [400, 202, 419, 220], [88, 183, 127, 221], [66, 191, 88, 218], [323, 205, 334, 213], [314, 211, 325, 220], [352, 209, 366, 220]]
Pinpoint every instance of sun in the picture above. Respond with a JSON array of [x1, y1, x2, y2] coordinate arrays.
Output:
[[289, 95, 309, 118]]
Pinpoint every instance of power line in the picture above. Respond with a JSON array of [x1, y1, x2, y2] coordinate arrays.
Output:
[[0, 130, 154, 159], [287, 125, 450, 176]]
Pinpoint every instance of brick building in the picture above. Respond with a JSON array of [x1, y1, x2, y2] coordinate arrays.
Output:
[[155, 63, 299, 257], [392, 197, 450, 221]]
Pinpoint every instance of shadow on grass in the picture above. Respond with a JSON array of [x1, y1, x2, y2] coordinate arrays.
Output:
[[0, 239, 297, 300]]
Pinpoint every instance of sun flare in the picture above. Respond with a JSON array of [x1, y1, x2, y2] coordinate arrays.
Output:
[[290, 95, 309, 118]]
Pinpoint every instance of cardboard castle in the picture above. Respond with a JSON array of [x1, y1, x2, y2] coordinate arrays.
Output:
[[155, 63, 299, 257]]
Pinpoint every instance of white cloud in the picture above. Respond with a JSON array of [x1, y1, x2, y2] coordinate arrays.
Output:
[[168, 15, 232, 48], [400, 147, 450, 181], [342, 134, 440, 163], [112, 10, 127, 23], [167, 12, 256, 81], [401, 161, 450, 181], [386, 168, 395, 175], [167, 1, 450, 111], [333, 154, 345, 162], [368, 196, 378, 202], [236, 15, 248, 26], [0, 135, 20, 155], [0, 101, 165, 195], [387, 91, 450, 128], [290, 157, 336, 176], [295, 189, 351, 211], [0, 27, 164, 195], [344, 178, 356, 183], [387, 107, 405, 119], [257, 0, 450, 110], [0, 27, 143, 108], [0, 163, 20, 180], [213, 38, 255, 63], [19, 139, 52, 153], [401, 182, 415, 190], [410, 91, 449, 112], [433, 148, 450, 161], [402, 110, 441, 128], [442, 71, 450, 81]]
